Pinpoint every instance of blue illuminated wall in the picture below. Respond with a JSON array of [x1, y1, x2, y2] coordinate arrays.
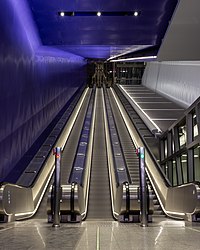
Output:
[[0, 0, 86, 180]]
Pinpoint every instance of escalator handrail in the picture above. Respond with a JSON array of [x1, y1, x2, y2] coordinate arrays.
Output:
[[114, 85, 171, 187], [0, 87, 90, 221], [104, 88, 131, 186], [69, 88, 95, 186]]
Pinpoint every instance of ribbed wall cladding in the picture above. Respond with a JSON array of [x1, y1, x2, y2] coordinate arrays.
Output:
[[142, 61, 200, 108]]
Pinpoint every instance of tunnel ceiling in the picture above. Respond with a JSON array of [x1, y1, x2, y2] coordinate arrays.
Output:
[[27, 0, 178, 59]]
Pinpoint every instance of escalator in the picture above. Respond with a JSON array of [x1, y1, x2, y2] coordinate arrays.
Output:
[[107, 89, 140, 185], [46, 86, 153, 223], [48, 86, 148, 223], [113, 85, 200, 220], [35, 89, 93, 220], [60, 89, 92, 185], [106, 88, 163, 217], [53, 87, 132, 222], [2, 83, 189, 223], [0, 84, 152, 223], [0, 87, 91, 222]]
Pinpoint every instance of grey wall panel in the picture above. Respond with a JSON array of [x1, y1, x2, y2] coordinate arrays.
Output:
[[142, 61, 200, 108], [158, 0, 200, 61]]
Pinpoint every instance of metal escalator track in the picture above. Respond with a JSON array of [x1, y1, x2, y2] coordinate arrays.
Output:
[[61, 90, 92, 184], [35, 90, 93, 219], [105, 88, 155, 221], [0, 88, 91, 222], [106, 89, 140, 185], [111, 86, 200, 220], [87, 89, 112, 220], [111, 86, 164, 215]]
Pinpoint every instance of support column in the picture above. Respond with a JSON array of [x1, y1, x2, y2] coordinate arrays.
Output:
[[52, 147, 62, 228], [138, 147, 148, 227]]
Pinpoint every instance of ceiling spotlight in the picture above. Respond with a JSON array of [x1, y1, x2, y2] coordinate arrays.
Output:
[[133, 11, 139, 17], [60, 11, 65, 17], [97, 11, 101, 17]]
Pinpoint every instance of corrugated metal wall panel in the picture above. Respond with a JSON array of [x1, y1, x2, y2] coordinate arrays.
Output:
[[142, 61, 200, 108]]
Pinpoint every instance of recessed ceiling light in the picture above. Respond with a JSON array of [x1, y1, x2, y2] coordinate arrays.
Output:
[[133, 11, 139, 17], [60, 11, 65, 17], [97, 12, 101, 17]]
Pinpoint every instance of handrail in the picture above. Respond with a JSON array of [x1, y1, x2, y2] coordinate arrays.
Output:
[[0, 88, 89, 222], [112, 86, 200, 220], [69, 88, 95, 185], [16, 86, 85, 188], [105, 88, 153, 222], [103, 87, 139, 221], [69, 87, 96, 220], [104, 88, 130, 186], [114, 85, 171, 187], [53, 87, 97, 222], [102, 87, 122, 219]]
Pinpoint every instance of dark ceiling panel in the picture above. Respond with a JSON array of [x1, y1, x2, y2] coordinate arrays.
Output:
[[27, 0, 178, 59]]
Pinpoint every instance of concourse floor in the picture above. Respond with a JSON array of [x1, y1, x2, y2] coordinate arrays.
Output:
[[0, 217, 200, 249]]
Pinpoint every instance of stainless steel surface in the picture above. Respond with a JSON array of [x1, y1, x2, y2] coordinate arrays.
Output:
[[139, 147, 148, 227], [112, 87, 200, 220], [69, 87, 97, 220], [104, 88, 129, 185], [106, 88, 140, 185], [46, 89, 93, 222], [0, 88, 89, 221], [61, 89, 92, 184], [2, 85, 198, 223], [105, 88, 153, 222], [48, 88, 97, 222]]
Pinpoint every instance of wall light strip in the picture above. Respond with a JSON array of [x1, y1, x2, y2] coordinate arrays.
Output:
[[107, 45, 152, 61], [110, 56, 157, 62]]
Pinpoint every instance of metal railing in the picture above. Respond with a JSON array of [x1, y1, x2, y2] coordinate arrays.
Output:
[[113, 86, 200, 221]]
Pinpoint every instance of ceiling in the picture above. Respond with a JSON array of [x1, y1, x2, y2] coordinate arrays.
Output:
[[27, 0, 178, 59], [158, 0, 200, 61]]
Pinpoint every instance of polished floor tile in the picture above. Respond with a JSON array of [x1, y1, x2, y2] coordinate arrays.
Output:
[[0, 217, 200, 250]]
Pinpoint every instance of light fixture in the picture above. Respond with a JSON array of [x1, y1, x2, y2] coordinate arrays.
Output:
[[60, 11, 65, 17], [110, 56, 157, 62], [133, 11, 139, 17], [97, 11, 101, 17], [181, 160, 187, 163]]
